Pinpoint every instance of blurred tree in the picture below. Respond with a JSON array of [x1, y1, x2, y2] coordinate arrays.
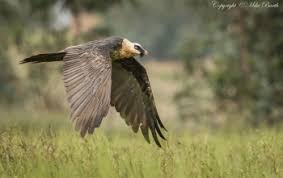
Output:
[[177, 0, 283, 126], [0, 0, 125, 108], [63, 0, 123, 37], [0, 0, 57, 104], [105, 0, 194, 58]]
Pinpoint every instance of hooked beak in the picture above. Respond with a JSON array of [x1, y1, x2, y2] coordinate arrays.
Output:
[[139, 49, 148, 57]]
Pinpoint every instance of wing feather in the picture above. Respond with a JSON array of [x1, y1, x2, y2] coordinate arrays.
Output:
[[63, 47, 112, 136], [111, 57, 166, 147]]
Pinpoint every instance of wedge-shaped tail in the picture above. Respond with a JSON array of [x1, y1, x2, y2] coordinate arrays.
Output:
[[20, 52, 66, 64]]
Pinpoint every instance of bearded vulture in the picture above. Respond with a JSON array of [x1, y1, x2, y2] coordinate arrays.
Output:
[[20, 36, 167, 147]]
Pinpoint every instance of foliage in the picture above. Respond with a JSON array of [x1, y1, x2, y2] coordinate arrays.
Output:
[[1, 0, 283, 128], [177, 1, 283, 126], [105, 0, 193, 58], [0, 110, 282, 178], [0, 0, 123, 107]]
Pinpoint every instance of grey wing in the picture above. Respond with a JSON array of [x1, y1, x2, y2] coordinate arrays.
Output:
[[63, 48, 112, 137], [111, 57, 166, 147]]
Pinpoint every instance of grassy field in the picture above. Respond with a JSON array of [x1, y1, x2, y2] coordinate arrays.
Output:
[[0, 63, 283, 178], [1, 61, 282, 178], [0, 110, 282, 178]]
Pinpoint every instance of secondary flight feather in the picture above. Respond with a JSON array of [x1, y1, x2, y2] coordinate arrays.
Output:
[[20, 36, 167, 147]]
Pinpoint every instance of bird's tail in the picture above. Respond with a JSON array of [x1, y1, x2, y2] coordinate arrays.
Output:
[[20, 52, 66, 64]]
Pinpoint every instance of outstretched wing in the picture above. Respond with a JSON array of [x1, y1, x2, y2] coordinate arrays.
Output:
[[111, 57, 166, 147], [63, 46, 112, 137]]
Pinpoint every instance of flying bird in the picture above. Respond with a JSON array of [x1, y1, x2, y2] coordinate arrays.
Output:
[[20, 36, 167, 147]]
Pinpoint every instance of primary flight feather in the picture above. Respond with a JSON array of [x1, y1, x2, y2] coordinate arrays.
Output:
[[20, 36, 167, 147]]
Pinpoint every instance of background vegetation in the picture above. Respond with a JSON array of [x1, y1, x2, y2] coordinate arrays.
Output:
[[0, 0, 282, 177]]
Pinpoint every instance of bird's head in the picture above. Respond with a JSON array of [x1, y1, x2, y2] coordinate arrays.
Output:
[[122, 39, 148, 57], [109, 37, 148, 60]]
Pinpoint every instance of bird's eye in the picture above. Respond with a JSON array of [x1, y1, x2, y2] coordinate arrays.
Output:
[[134, 45, 141, 50]]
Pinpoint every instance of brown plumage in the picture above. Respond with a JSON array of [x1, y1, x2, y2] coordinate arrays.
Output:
[[20, 36, 166, 147]]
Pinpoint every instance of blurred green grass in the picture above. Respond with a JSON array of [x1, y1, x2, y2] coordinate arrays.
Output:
[[0, 110, 282, 178]]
